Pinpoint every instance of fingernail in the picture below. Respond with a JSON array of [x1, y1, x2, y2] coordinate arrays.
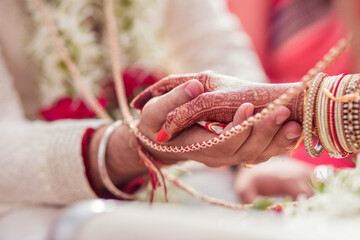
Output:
[[286, 132, 300, 140], [245, 164, 254, 168], [241, 162, 254, 168], [184, 80, 203, 98], [276, 115, 288, 125], [130, 91, 152, 109], [156, 127, 169, 143]]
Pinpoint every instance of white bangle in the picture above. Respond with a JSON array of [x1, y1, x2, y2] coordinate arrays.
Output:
[[97, 120, 136, 200]]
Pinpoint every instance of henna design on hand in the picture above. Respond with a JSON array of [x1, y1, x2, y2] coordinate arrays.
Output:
[[131, 71, 223, 109], [163, 83, 304, 139], [132, 71, 304, 140]]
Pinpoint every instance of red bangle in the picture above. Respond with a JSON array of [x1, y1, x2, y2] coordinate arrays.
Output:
[[81, 128, 102, 197], [329, 74, 347, 155]]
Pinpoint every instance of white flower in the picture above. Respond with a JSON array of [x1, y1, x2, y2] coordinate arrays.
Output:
[[286, 157, 360, 218], [26, 0, 163, 105]]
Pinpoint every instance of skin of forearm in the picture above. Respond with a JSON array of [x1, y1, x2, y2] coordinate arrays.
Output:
[[88, 124, 148, 196]]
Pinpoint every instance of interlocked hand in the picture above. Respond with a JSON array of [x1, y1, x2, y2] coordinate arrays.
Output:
[[136, 72, 302, 166]]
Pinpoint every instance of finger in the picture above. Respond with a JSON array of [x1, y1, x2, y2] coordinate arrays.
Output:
[[131, 74, 195, 109], [140, 79, 204, 135], [297, 180, 313, 198], [192, 104, 254, 164], [283, 180, 312, 200], [157, 104, 253, 167], [131, 72, 215, 109], [254, 175, 282, 196], [238, 185, 258, 204], [206, 103, 253, 160], [252, 121, 302, 164], [237, 106, 291, 163], [158, 91, 250, 142]]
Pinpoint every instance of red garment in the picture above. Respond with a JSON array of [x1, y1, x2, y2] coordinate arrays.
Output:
[[227, 0, 355, 168]]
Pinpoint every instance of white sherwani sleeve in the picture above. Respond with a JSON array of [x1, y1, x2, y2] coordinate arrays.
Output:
[[162, 0, 267, 83], [0, 49, 102, 206]]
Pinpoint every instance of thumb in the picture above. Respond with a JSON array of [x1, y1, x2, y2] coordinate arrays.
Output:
[[142, 79, 204, 140]]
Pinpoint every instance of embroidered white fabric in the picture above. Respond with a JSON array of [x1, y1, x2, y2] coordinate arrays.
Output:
[[0, 0, 265, 209], [0, 47, 104, 206]]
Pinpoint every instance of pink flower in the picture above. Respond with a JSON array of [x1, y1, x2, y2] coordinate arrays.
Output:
[[40, 65, 164, 121], [100, 66, 164, 104], [40, 97, 107, 121], [123, 66, 162, 98]]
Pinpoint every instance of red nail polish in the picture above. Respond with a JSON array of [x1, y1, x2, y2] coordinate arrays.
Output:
[[156, 128, 169, 143]]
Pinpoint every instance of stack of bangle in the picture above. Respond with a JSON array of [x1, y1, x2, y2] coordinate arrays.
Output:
[[304, 73, 360, 158]]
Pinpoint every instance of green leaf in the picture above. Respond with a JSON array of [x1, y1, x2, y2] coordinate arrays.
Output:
[[252, 197, 274, 211]]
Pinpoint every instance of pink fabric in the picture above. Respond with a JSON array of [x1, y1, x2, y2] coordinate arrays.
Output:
[[227, 0, 355, 168]]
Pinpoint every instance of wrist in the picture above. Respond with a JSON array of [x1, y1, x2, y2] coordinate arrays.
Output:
[[105, 123, 148, 183], [88, 123, 148, 197]]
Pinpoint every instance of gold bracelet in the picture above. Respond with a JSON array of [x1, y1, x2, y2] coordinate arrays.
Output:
[[304, 73, 325, 157], [317, 76, 337, 155]]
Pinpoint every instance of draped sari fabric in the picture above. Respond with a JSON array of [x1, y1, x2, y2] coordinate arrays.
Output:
[[227, 0, 355, 168]]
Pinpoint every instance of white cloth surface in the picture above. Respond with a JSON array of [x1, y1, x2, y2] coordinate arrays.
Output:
[[0, 206, 60, 240], [3, 200, 360, 240], [53, 200, 360, 240], [0, 169, 238, 240]]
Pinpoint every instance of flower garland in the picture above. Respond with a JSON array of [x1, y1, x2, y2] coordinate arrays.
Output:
[[284, 159, 360, 218], [26, 0, 164, 108]]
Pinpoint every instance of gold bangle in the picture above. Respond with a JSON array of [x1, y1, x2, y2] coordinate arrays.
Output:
[[303, 73, 325, 157]]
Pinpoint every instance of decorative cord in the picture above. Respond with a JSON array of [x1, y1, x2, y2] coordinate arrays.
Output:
[[33, 0, 350, 210]]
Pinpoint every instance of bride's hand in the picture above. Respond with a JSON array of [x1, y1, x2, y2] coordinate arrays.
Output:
[[138, 79, 302, 167], [132, 71, 253, 109], [234, 157, 313, 203]]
